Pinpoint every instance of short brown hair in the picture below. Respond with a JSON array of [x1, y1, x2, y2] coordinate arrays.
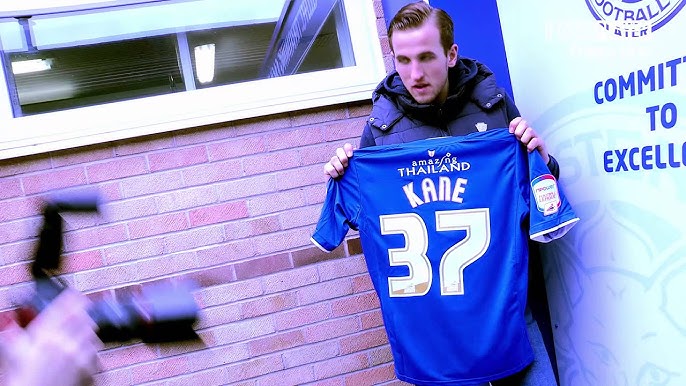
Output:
[[387, 1, 454, 54]]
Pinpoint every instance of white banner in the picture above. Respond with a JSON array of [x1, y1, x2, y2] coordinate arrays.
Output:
[[497, 1, 686, 385]]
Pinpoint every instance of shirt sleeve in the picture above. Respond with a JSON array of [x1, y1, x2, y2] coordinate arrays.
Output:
[[527, 151, 580, 243], [310, 168, 362, 252]]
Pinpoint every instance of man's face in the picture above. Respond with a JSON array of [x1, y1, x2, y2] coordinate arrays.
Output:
[[392, 21, 457, 105]]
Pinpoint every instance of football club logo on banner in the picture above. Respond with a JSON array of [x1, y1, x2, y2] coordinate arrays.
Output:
[[585, 0, 686, 37]]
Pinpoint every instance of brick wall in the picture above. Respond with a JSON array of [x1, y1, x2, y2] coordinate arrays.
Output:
[[0, 1, 413, 385]]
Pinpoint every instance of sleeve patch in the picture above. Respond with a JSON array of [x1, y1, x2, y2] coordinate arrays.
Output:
[[531, 174, 561, 216]]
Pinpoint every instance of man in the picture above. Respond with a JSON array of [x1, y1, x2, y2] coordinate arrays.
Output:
[[0, 289, 101, 386], [322, 2, 561, 385]]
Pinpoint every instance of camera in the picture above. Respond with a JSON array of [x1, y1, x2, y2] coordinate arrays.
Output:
[[18, 192, 200, 343]]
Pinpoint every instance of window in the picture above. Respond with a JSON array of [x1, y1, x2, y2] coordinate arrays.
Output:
[[0, 0, 385, 159]]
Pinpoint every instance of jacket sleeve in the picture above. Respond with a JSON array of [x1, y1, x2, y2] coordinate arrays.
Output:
[[359, 122, 376, 149], [504, 91, 561, 179], [502, 91, 521, 121]]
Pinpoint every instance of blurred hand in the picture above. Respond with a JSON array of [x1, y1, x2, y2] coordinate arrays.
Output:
[[323, 143, 355, 179], [1, 289, 102, 386]]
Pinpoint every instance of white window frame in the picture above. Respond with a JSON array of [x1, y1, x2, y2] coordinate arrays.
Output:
[[0, 0, 385, 160]]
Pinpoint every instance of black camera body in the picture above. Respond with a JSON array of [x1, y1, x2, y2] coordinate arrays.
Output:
[[22, 192, 200, 343]]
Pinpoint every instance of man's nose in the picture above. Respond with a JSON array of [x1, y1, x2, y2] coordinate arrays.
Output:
[[410, 63, 424, 81]]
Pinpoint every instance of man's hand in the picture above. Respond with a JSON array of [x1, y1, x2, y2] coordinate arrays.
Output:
[[323, 143, 355, 179], [1, 289, 102, 386], [508, 117, 550, 164]]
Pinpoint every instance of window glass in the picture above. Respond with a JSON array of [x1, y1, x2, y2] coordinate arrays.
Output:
[[0, 0, 384, 160], [2, 0, 355, 116]]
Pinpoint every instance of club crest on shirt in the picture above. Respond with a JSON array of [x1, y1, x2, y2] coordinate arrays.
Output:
[[475, 122, 488, 132], [532, 174, 561, 215]]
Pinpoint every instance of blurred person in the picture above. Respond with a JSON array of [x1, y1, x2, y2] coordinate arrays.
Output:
[[1, 289, 102, 386]]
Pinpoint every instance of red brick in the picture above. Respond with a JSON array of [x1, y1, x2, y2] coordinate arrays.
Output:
[[206, 136, 266, 161], [369, 345, 394, 366], [93, 367, 133, 385], [63, 224, 128, 252], [248, 330, 305, 356], [0, 196, 41, 222], [255, 365, 315, 386], [225, 355, 283, 383], [265, 127, 326, 151], [308, 378, 345, 386], [22, 167, 88, 194], [234, 253, 293, 281], [196, 240, 256, 268], [242, 149, 301, 176], [0, 156, 51, 177], [282, 341, 340, 369], [120, 170, 185, 197], [252, 228, 312, 256], [128, 212, 188, 239], [274, 303, 332, 331], [135, 251, 199, 280], [166, 367, 226, 386], [196, 302, 242, 328], [0, 262, 31, 286], [186, 344, 251, 372], [231, 113, 292, 137], [332, 292, 380, 317], [0, 240, 34, 264], [348, 101, 373, 118], [304, 184, 327, 205], [216, 174, 277, 201], [248, 190, 307, 217], [360, 310, 385, 329], [339, 328, 389, 355], [100, 196, 157, 222], [208, 317, 274, 346], [224, 215, 282, 240], [130, 357, 190, 384], [182, 263, 234, 289], [289, 107, 348, 127], [242, 292, 298, 319], [189, 201, 249, 226], [275, 164, 327, 190], [61, 249, 104, 273], [262, 265, 319, 294], [200, 279, 263, 307], [343, 364, 396, 386], [292, 244, 346, 267], [318, 255, 369, 281], [98, 343, 158, 370], [155, 185, 218, 212], [0, 177, 22, 200], [304, 316, 361, 344], [174, 123, 235, 146], [86, 156, 148, 183], [313, 352, 369, 380], [73, 264, 140, 291], [279, 205, 322, 230], [324, 118, 367, 142], [0, 217, 44, 244], [148, 145, 208, 172], [297, 277, 353, 305], [352, 274, 374, 293], [114, 135, 175, 156], [102, 238, 165, 264], [182, 159, 243, 185], [163, 225, 225, 253]]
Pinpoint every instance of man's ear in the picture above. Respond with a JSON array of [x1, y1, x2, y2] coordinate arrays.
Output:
[[448, 44, 458, 67]]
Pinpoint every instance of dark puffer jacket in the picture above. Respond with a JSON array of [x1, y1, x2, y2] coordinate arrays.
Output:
[[360, 57, 559, 177]]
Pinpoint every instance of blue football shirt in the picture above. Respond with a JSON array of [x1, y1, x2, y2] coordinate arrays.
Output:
[[311, 128, 579, 385]]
